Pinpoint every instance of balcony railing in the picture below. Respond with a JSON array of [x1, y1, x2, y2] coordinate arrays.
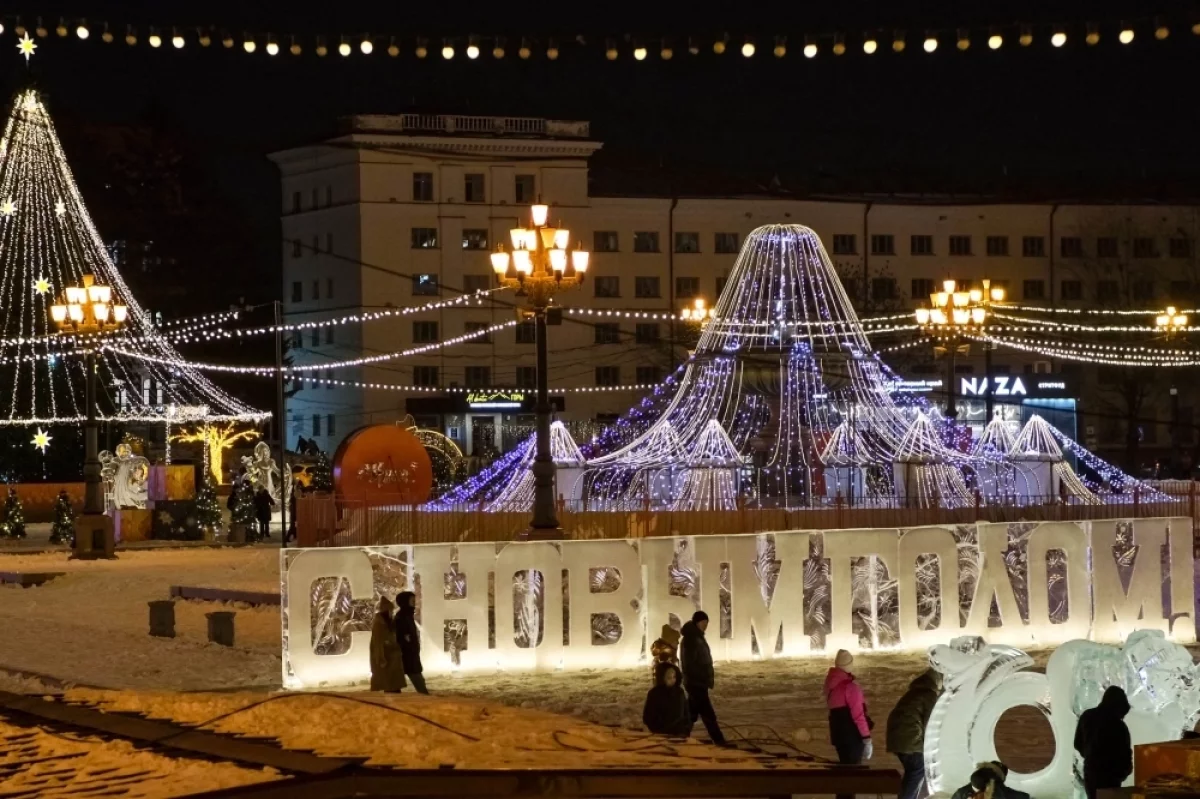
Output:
[[347, 114, 590, 138]]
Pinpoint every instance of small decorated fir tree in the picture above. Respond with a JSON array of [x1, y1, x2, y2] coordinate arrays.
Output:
[[231, 479, 258, 542], [194, 471, 223, 535], [311, 449, 333, 492], [2, 488, 26, 539], [49, 489, 75, 544]]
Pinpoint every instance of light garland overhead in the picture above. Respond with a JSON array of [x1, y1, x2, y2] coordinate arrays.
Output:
[[303, 375, 667, 394]]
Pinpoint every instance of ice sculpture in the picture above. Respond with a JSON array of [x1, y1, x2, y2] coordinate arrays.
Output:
[[925, 630, 1200, 799], [98, 442, 150, 510], [243, 440, 290, 502]]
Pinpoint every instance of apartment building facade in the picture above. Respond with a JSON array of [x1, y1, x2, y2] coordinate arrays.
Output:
[[270, 114, 1200, 470]]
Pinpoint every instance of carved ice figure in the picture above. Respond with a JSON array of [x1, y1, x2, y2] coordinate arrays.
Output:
[[99, 442, 149, 510], [925, 630, 1200, 799], [243, 440, 290, 502]]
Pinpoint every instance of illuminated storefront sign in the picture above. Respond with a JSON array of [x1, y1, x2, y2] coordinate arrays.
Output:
[[960, 375, 1073, 398], [466, 390, 527, 410]]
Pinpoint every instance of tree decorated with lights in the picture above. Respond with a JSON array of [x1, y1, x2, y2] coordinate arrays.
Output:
[[1, 488, 26, 538], [310, 448, 333, 492], [0, 77, 267, 442], [230, 478, 258, 540], [49, 488, 75, 544], [194, 471, 223, 535]]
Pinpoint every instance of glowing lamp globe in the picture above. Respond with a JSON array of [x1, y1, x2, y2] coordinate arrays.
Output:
[[149, 33, 162, 48], [442, 44, 454, 59], [113, 305, 128, 323], [990, 287, 1006, 302], [923, 36, 937, 52], [741, 41, 755, 57], [76, 25, 89, 39], [1119, 28, 1135, 44], [467, 44, 479, 59], [971, 307, 986, 324], [969, 288, 983, 303], [863, 38, 877, 54], [339, 41, 352, 56], [571, 249, 589, 273], [266, 41, 279, 55], [531, 204, 549, 227], [490, 251, 510, 274], [1051, 32, 1066, 47], [952, 308, 970, 325], [361, 39, 373, 55], [510, 228, 527, 248], [513, 250, 533, 274], [803, 43, 817, 58], [51, 305, 67, 323], [553, 228, 570, 249], [915, 307, 931, 325], [633, 46, 647, 61], [549, 249, 567, 271], [988, 34, 1002, 49], [942, 279, 957, 293]]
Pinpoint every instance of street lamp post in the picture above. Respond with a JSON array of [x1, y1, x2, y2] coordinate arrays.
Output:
[[1156, 306, 1189, 447], [915, 279, 1005, 420], [51, 274, 127, 558], [491, 203, 589, 536]]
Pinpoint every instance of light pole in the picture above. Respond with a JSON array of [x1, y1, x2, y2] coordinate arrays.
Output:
[[490, 203, 589, 536], [1157, 306, 1189, 450], [915, 279, 1004, 420], [51, 274, 128, 557]]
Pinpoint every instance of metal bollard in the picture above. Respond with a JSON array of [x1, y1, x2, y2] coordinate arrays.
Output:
[[148, 600, 176, 638], [205, 611, 236, 647]]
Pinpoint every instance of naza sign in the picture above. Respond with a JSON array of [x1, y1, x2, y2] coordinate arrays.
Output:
[[961, 375, 1027, 397]]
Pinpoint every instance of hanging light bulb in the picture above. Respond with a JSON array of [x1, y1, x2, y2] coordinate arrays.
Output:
[[863, 34, 877, 54], [491, 37, 504, 58], [832, 33, 846, 55], [713, 34, 727, 54], [56, 18, 68, 37], [222, 31, 234, 48], [988, 28, 1002, 49], [892, 31, 906, 52], [172, 28, 185, 48], [923, 32, 938, 52], [467, 36, 480, 59], [148, 29, 162, 48], [956, 28, 970, 50], [442, 39, 455, 59], [102, 23, 114, 43], [416, 38, 429, 58], [661, 38, 673, 59], [1155, 18, 1169, 40], [1119, 25, 1135, 44], [546, 38, 559, 60], [198, 28, 211, 47], [804, 36, 818, 58], [1193, 22, 1200, 35], [633, 43, 647, 60], [605, 39, 618, 60], [334, 37, 348, 56], [1050, 27, 1067, 47], [125, 25, 137, 46], [773, 36, 786, 57], [287, 36, 300, 55], [76, 21, 89, 39], [741, 37, 755, 57], [360, 35, 373, 55], [518, 38, 531, 59], [1085, 23, 1100, 46], [35, 19, 48, 38], [266, 36, 279, 55], [688, 37, 699, 55], [316, 38, 328, 57], [243, 35, 257, 53], [1019, 25, 1033, 46]]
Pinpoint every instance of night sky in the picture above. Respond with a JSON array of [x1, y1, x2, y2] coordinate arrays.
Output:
[[4, 0, 1199, 292]]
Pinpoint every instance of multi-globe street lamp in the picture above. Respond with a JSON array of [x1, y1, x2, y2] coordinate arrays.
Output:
[[915, 279, 1005, 419], [490, 203, 589, 535], [1156, 306, 1190, 446], [51, 274, 127, 529]]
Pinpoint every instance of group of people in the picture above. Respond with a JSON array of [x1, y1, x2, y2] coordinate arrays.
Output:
[[823, 650, 1134, 799], [229, 466, 299, 543], [368, 591, 429, 694], [641, 611, 728, 746]]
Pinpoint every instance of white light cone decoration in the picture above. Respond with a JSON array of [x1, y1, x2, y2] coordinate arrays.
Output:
[[0, 89, 267, 425], [1009, 415, 1099, 505], [670, 419, 742, 511], [893, 412, 972, 508], [821, 419, 873, 501]]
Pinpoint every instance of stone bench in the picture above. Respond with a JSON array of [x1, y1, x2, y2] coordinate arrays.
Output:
[[0, 571, 64, 587], [168, 585, 280, 606]]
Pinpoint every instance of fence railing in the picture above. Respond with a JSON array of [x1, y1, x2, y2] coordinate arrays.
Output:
[[296, 486, 1199, 548]]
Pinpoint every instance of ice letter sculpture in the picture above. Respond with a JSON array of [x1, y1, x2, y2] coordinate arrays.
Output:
[[925, 630, 1200, 799]]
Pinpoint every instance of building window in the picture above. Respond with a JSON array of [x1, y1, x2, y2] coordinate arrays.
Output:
[[465, 321, 493, 343], [715, 232, 739, 253], [311, 280, 320, 301], [462, 229, 489, 250], [291, 281, 302, 303], [413, 321, 439, 343], [465, 366, 491, 387], [1170, 280, 1194, 300], [1097, 237, 1119, 258], [595, 366, 620, 386], [594, 323, 621, 344], [412, 273, 439, 295], [948, 235, 972, 256], [871, 277, 897, 301], [831, 234, 857, 255], [291, 191, 301, 213], [985, 235, 1009, 256], [594, 231, 619, 252], [514, 366, 536, 388], [1097, 280, 1120, 303], [515, 321, 536, 344], [291, 239, 302, 258], [594, 276, 620, 298], [312, 414, 321, 437], [310, 328, 320, 347], [1022, 236, 1046, 257], [413, 172, 434, 202], [870, 234, 895, 255], [635, 323, 660, 344], [325, 326, 334, 345], [1133, 237, 1158, 258], [635, 276, 661, 298], [676, 276, 700, 299], [515, 174, 536, 203], [1133, 280, 1155, 301], [327, 414, 336, 437], [1023, 279, 1046, 300], [911, 278, 935, 300], [910, 235, 934, 256], [636, 366, 661, 384], [463, 274, 491, 294], [292, 330, 303, 349], [464, 173, 485, 203], [633, 232, 660, 253], [411, 227, 439, 249], [1060, 237, 1084, 258], [716, 276, 728, 297], [413, 366, 439, 387], [1170, 238, 1193, 259], [1060, 280, 1083, 301], [674, 232, 700, 253]]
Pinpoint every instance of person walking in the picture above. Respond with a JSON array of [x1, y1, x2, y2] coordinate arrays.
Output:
[[886, 668, 942, 799], [950, 762, 1030, 799], [679, 610, 726, 746], [369, 596, 407, 693], [1074, 685, 1133, 799], [252, 486, 274, 540], [394, 591, 428, 694], [642, 661, 692, 737]]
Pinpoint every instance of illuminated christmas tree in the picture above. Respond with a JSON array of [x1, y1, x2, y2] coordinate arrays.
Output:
[[310, 449, 333, 492], [49, 488, 75, 544], [194, 471, 223, 534], [231, 479, 258, 541], [2, 488, 26, 538], [0, 85, 267, 445]]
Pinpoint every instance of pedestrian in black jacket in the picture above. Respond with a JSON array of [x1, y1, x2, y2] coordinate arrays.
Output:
[[252, 487, 274, 539], [1074, 685, 1133, 799], [394, 591, 428, 694], [679, 610, 726, 745], [643, 662, 692, 737], [950, 762, 1030, 799]]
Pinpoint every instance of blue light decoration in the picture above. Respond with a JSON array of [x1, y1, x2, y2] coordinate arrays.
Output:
[[427, 224, 1169, 512]]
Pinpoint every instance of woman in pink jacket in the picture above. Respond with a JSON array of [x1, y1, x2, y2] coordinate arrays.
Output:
[[824, 649, 874, 770]]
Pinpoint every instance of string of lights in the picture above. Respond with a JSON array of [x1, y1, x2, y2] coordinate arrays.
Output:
[[988, 311, 1197, 333], [303, 375, 667, 394], [1, 12, 1191, 63], [973, 334, 1200, 366]]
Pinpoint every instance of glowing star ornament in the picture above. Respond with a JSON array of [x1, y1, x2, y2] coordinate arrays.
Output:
[[16, 33, 37, 62], [0, 198, 14, 217], [54, 199, 65, 218], [30, 428, 51, 452], [32, 277, 50, 295]]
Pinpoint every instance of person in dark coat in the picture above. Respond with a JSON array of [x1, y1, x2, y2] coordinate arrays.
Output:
[[950, 762, 1030, 799], [369, 596, 407, 692], [1074, 685, 1133, 799], [679, 610, 726, 745], [394, 591, 428, 694], [252, 487, 274, 539], [886, 668, 942, 799], [642, 662, 692, 737]]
